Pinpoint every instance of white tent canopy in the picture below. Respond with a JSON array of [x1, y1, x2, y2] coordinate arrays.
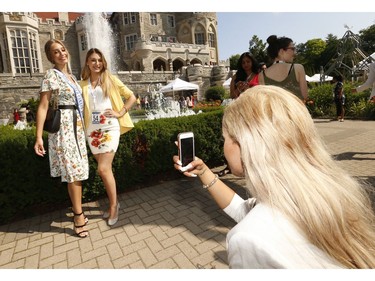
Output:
[[159, 78, 199, 93], [223, 77, 231, 89], [306, 74, 333, 83]]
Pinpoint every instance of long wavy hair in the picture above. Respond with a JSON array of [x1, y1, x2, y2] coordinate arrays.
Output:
[[222, 85, 375, 268], [81, 48, 115, 98]]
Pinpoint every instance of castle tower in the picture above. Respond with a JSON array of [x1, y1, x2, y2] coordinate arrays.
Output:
[[109, 12, 219, 73]]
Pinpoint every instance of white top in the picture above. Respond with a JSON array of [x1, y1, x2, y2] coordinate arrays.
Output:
[[88, 85, 112, 111], [356, 62, 375, 99], [223, 194, 344, 269]]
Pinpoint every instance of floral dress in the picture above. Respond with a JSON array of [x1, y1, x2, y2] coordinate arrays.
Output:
[[86, 84, 120, 154], [40, 69, 89, 183]]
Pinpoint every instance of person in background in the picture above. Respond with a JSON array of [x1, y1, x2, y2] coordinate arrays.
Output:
[[13, 108, 20, 125], [173, 85, 375, 268], [223, 52, 260, 176], [230, 52, 260, 99], [26, 105, 35, 123], [258, 35, 308, 102], [136, 94, 141, 110], [352, 61, 375, 101], [80, 48, 136, 226], [34, 39, 89, 238], [332, 74, 345, 122]]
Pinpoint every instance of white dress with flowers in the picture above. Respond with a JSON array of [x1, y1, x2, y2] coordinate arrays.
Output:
[[40, 69, 89, 183], [86, 85, 120, 154]]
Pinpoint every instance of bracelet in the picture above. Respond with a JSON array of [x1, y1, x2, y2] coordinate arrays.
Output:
[[119, 106, 128, 117], [203, 174, 219, 189]]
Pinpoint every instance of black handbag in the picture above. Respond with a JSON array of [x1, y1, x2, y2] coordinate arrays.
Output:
[[43, 90, 61, 133]]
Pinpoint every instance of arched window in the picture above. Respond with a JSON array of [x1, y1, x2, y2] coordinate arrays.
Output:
[[172, 59, 184, 71], [190, 58, 202, 65], [153, 58, 167, 71], [194, 24, 205, 45], [208, 25, 216, 48]]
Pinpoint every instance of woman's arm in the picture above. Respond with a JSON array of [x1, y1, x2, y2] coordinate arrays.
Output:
[[355, 63, 375, 93], [173, 155, 235, 209], [296, 64, 308, 101], [230, 74, 240, 99], [34, 90, 52, 156], [112, 76, 137, 116]]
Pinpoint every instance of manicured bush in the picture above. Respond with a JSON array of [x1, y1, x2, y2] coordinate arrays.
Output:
[[205, 85, 226, 101], [0, 109, 224, 224]]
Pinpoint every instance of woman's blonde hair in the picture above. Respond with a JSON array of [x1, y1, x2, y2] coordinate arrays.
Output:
[[81, 48, 115, 97], [222, 85, 375, 268]]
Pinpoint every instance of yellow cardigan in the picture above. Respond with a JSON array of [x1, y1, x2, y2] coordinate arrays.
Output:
[[80, 75, 134, 135]]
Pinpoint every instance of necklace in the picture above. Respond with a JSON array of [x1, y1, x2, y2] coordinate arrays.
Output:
[[273, 60, 286, 64], [246, 73, 254, 82], [90, 76, 101, 88]]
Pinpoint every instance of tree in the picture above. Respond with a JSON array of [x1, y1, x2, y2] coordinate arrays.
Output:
[[359, 24, 375, 56], [229, 54, 240, 70], [248, 35, 268, 64], [320, 34, 340, 73], [296, 39, 326, 75]]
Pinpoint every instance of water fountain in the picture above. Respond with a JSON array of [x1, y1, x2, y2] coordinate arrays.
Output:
[[82, 12, 117, 72], [81, 13, 198, 121], [144, 86, 198, 121]]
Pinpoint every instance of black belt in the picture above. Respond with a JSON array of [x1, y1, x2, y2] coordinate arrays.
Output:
[[58, 105, 82, 158]]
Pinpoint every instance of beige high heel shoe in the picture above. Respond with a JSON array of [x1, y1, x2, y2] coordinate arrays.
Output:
[[107, 202, 120, 226]]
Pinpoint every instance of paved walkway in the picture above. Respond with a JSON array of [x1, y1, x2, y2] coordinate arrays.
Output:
[[0, 119, 374, 269]]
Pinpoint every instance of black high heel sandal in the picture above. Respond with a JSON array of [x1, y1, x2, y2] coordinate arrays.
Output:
[[73, 211, 89, 238], [71, 207, 88, 225]]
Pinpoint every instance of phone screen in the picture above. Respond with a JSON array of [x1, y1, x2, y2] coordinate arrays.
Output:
[[179, 135, 195, 167]]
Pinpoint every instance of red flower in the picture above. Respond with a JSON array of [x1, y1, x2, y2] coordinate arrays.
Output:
[[91, 138, 101, 147], [90, 130, 103, 139]]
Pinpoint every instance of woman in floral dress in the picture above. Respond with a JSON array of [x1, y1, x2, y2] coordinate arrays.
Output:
[[34, 39, 89, 238], [80, 48, 136, 226]]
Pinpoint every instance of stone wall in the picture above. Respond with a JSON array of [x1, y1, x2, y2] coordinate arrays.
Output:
[[0, 65, 228, 123]]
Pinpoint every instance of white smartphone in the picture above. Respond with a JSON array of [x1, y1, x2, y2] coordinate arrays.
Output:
[[177, 131, 195, 171]]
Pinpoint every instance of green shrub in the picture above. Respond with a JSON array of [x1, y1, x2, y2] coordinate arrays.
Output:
[[0, 110, 225, 224], [205, 85, 226, 101], [306, 83, 373, 119]]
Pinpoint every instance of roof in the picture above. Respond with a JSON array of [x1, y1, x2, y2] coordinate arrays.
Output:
[[34, 12, 84, 23]]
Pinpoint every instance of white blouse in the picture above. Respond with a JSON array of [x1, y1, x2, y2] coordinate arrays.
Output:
[[356, 62, 375, 100], [223, 194, 343, 269]]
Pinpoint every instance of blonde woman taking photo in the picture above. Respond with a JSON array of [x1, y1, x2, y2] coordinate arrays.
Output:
[[173, 85, 375, 268], [80, 48, 136, 226]]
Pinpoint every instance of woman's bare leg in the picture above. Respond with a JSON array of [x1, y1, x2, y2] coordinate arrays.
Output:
[[94, 152, 118, 219]]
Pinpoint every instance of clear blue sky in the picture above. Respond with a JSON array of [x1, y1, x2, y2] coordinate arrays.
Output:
[[217, 12, 375, 61]]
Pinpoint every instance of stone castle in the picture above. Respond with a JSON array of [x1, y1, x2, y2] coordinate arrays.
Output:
[[0, 12, 230, 121]]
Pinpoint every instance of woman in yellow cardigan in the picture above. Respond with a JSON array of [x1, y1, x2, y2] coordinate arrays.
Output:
[[80, 48, 136, 226]]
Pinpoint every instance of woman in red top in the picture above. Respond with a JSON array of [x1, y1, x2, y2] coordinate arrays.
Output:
[[13, 108, 20, 124], [230, 52, 260, 99]]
